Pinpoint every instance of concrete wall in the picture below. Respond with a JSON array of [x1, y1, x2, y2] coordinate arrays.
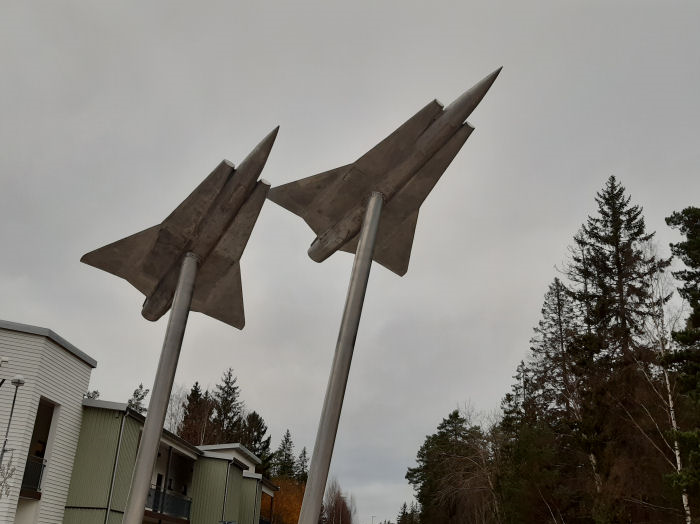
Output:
[[0, 326, 93, 524]]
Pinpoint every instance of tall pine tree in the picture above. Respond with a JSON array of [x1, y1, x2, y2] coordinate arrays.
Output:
[[212, 368, 244, 443], [272, 429, 297, 478], [575, 176, 669, 362], [178, 382, 215, 445], [295, 447, 309, 482], [239, 411, 273, 475]]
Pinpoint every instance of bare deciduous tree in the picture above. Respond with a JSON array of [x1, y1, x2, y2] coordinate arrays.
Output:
[[165, 383, 187, 433]]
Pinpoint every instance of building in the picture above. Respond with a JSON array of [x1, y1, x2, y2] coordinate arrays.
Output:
[[0, 320, 96, 524], [0, 320, 276, 524]]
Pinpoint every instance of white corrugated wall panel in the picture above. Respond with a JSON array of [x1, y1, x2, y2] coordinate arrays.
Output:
[[0, 328, 93, 524]]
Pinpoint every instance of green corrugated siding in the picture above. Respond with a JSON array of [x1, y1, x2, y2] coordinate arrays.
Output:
[[66, 407, 264, 524], [254, 484, 262, 524], [190, 457, 227, 523], [107, 509, 125, 524], [238, 478, 260, 524], [223, 466, 243, 522], [62, 508, 106, 524], [65, 408, 123, 507], [108, 416, 141, 512], [62, 508, 125, 524]]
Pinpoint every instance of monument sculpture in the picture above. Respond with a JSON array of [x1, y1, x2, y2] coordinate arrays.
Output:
[[81, 127, 279, 524], [268, 68, 501, 524]]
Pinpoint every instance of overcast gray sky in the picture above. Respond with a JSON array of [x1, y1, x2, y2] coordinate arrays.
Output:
[[2, 1, 699, 522]]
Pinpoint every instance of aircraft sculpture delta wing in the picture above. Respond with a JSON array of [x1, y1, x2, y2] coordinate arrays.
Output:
[[268, 68, 501, 276], [81, 127, 279, 328]]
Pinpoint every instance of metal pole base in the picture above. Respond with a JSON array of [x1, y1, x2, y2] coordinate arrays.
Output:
[[122, 252, 199, 524], [298, 192, 384, 524]]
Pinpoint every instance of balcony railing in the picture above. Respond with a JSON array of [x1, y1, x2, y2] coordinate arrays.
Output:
[[21, 456, 46, 492], [146, 486, 192, 520]]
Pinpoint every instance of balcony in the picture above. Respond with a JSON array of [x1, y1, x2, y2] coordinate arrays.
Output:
[[20, 456, 46, 498], [146, 485, 192, 522]]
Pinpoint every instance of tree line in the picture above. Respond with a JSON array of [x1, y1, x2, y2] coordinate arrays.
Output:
[[402, 177, 699, 523]]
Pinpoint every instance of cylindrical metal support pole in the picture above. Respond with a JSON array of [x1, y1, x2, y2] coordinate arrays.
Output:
[[298, 192, 384, 524], [0, 384, 21, 467], [122, 252, 199, 524]]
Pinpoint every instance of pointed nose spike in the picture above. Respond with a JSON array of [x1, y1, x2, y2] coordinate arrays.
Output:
[[446, 67, 502, 123], [481, 66, 502, 91], [239, 125, 280, 169], [258, 125, 280, 152]]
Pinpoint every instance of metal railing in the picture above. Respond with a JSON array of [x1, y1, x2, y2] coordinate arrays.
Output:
[[146, 486, 192, 520], [21, 456, 46, 492]]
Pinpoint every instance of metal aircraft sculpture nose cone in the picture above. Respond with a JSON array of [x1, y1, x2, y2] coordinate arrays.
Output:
[[444, 66, 502, 124], [235, 126, 279, 178]]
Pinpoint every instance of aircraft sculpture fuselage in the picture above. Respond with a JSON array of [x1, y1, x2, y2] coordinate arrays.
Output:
[[268, 68, 501, 276], [81, 127, 279, 328]]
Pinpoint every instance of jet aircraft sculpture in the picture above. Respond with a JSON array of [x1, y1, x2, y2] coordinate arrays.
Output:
[[269, 68, 501, 275], [82, 127, 279, 524], [82, 127, 279, 329], [268, 68, 501, 524]]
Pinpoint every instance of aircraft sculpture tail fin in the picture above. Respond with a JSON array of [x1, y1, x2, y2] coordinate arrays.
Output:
[[191, 260, 245, 329], [189, 181, 269, 329], [80, 226, 160, 296], [339, 209, 418, 276]]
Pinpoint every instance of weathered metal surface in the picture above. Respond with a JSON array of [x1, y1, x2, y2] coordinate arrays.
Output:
[[268, 68, 500, 275], [81, 127, 278, 328]]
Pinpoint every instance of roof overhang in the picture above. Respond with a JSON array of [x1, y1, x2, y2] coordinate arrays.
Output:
[[0, 319, 97, 368]]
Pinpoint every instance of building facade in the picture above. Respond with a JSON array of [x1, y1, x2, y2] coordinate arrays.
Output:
[[0, 320, 275, 524], [0, 320, 96, 524]]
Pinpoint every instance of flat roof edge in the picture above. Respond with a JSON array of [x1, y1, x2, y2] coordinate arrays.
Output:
[[0, 319, 97, 368], [197, 443, 262, 465], [82, 398, 128, 411]]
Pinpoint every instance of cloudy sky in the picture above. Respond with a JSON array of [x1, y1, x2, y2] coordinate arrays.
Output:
[[2, 1, 699, 521]]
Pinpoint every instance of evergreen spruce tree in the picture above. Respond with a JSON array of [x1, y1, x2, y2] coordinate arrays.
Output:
[[408, 502, 420, 524], [295, 446, 309, 482], [239, 411, 273, 475], [495, 178, 678, 522], [212, 368, 244, 443], [529, 278, 578, 415], [396, 502, 408, 524], [178, 382, 215, 445], [272, 429, 296, 478], [575, 176, 669, 361], [667, 207, 700, 338]]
